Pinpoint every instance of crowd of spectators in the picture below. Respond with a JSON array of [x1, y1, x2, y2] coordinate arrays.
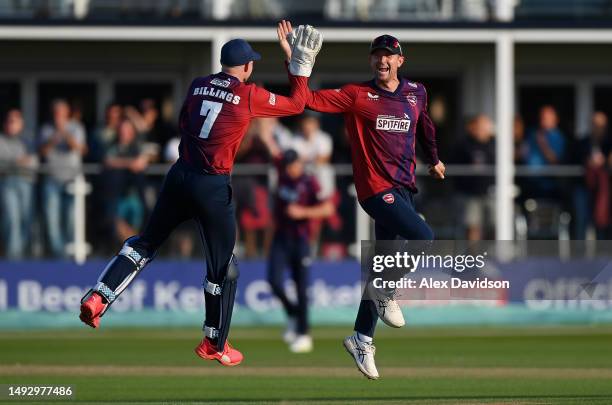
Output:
[[451, 106, 612, 240], [0, 98, 611, 260], [0, 98, 177, 259]]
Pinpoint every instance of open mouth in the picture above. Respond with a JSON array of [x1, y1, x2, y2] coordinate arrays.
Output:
[[377, 66, 390, 74]]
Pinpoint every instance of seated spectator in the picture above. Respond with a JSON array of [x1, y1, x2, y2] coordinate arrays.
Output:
[[577, 111, 611, 239], [39, 99, 87, 258], [0, 109, 38, 259], [103, 119, 149, 242], [522, 105, 566, 199], [452, 114, 495, 240]]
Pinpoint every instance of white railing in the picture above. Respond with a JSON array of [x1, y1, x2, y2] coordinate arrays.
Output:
[[0, 163, 592, 262]]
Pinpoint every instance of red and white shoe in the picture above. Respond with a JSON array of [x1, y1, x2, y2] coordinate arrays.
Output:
[[79, 292, 107, 328], [194, 338, 243, 366]]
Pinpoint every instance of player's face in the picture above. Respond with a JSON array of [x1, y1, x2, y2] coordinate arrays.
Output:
[[286, 160, 304, 179], [369, 50, 404, 83]]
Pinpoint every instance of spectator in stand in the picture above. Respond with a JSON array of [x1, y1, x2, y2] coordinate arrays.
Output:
[[523, 105, 567, 199], [103, 119, 150, 242], [259, 116, 293, 159], [0, 109, 38, 259], [234, 118, 276, 258], [282, 113, 335, 198], [527, 106, 565, 166], [39, 99, 87, 257], [125, 98, 167, 161], [514, 115, 528, 163], [576, 111, 612, 239], [163, 130, 196, 259], [90, 102, 123, 162], [451, 114, 496, 240]]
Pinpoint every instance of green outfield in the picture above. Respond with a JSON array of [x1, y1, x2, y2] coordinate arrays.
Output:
[[1, 325, 612, 404]]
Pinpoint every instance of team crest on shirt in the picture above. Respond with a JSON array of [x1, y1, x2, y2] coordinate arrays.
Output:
[[382, 193, 395, 204], [406, 93, 418, 106]]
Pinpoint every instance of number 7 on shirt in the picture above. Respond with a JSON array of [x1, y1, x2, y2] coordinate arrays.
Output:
[[199, 100, 223, 139]]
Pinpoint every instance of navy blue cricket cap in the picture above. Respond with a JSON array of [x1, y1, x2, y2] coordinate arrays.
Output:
[[370, 34, 402, 56], [281, 149, 300, 166], [220, 39, 262, 67]]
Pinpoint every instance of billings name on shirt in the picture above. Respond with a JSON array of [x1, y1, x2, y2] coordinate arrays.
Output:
[[192, 86, 241, 105], [376, 114, 411, 132]]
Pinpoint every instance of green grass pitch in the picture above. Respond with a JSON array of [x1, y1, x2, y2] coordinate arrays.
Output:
[[1, 325, 612, 404]]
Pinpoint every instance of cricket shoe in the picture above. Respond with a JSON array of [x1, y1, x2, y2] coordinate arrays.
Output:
[[195, 338, 243, 367], [367, 282, 405, 328], [79, 291, 107, 328], [343, 334, 379, 380], [289, 335, 313, 353]]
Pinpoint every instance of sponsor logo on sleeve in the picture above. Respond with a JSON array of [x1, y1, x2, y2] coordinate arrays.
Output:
[[376, 115, 411, 132], [382, 193, 395, 204], [367, 92, 380, 100], [268, 93, 276, 106]]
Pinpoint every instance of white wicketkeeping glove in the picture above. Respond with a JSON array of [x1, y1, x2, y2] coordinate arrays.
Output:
[[287, 25, 323, 77]]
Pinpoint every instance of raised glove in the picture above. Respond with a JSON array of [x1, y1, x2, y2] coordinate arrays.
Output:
[[288, 25, 323, 77]]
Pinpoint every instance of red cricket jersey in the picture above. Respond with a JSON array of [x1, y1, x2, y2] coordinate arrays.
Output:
[[274, 171, 321, 240], [306, 78, 439, 201], [178, 68, 308, 174]]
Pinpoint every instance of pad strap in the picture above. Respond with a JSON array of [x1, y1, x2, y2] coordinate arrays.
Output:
[[204, 325, 219, 339], [204, 278, 222, 296], [93, 282, 116, 303], [119, 245, 149, 270]]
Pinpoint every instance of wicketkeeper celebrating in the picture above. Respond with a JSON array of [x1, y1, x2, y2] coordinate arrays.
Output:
[[278, 24, 445, 379], [79, 22, 323, 366]]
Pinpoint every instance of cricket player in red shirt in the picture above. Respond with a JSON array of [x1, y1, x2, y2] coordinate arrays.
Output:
[[278, 23, 445, 379], [268, 149, 334, 353], [78, 23, 323, 367]]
